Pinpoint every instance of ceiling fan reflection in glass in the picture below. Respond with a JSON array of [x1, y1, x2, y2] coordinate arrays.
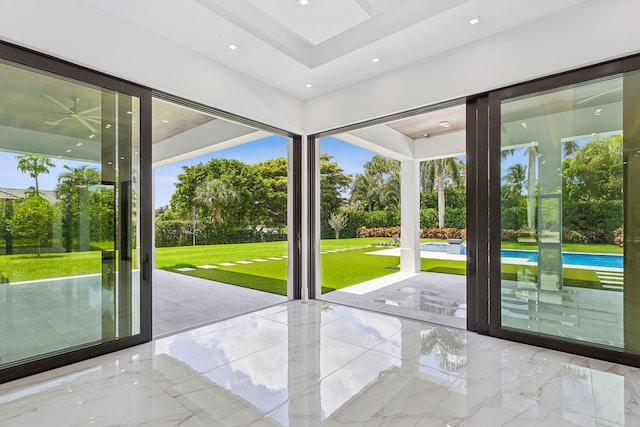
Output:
[[43, 95, 101, 133]]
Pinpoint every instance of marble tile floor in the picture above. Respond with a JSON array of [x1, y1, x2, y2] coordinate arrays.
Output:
[[321, 271, 467, 329], [0, 270, 285, 365], [1, 299, 638, 426]]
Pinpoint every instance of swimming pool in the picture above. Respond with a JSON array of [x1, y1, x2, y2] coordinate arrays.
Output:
[[501, 249, 623, 268]]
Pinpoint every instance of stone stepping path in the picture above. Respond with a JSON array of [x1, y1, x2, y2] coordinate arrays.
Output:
[[174, 246, 366, 273]]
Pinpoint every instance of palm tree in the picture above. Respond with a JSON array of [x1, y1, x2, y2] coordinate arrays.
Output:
[[502, 144, 538, 229], [56, 165, 101, 252], [503, 163, 527, 194], [501, 148, 515, 160], [525, 142, 537, 229], [563, 140, 580, 157], [350, 173, 380, 211], [55, 165, 101, 200], [195, 178, 239, 223], [16, 154, 54, 195], [421, 157, 461, 228], [379, 170, 400, 210]]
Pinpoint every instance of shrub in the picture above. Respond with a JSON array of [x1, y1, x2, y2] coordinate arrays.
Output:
[[356, 226, 466, 240], [419, 227, 466, 240], [370, 240, 396, 247], [613, 227, 624, 247], [420, 208, 438, 228], [501, 229, 517, 242], [356, 226, 400, 238], [562, 227, 582, 243]]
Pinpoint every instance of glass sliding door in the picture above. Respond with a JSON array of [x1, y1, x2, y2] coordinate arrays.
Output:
[[491, 66, 640, 357], [0, 56, 145, 375]]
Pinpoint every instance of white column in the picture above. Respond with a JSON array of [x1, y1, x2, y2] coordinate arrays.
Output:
[[400, 160, 420, 273]]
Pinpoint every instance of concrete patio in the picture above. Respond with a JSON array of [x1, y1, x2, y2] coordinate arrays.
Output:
[[152, 269, 286, 337], [321, 271, 467, 329]]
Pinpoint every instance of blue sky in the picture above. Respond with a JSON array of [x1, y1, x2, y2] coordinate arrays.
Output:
[[0, 152, 89, 192], [0, 136, 377, 207], [0, 134, 464, 208]]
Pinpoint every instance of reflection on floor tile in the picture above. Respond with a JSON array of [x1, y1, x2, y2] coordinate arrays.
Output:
[[322, 271, 467, 329], [2, 300, 640, 426]]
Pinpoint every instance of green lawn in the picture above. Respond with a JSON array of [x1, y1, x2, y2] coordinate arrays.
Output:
[[155, 241, 289, 269], [156, 239, 400, 296], [0, 251, 102, 282], [0, 238, 620, 295]]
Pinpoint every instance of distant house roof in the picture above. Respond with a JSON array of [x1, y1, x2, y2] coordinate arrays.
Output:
[[0, 188, 57, 204]]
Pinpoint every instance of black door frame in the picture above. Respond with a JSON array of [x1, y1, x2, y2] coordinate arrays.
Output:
[[0, 41, 153, 383], [485, 52, 640, 367]]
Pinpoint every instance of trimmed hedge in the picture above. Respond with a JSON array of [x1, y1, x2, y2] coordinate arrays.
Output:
[[321, 209, 400, 239], [322, 207, 467, 239], [355, 226, 466, 240], [155, 220, 286, 247]]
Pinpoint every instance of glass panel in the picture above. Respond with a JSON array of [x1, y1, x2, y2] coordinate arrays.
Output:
[[499, 74, 630, 349], [0, 59, 140, 368], [152, 98, 289, 333]]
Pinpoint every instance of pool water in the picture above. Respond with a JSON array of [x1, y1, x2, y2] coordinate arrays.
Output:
[[501, 249, 622, 269]]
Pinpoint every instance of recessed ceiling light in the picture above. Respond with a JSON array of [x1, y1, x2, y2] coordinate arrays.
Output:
[[89, 134, 95, 139], [162, 119, 169, 123], [65, 149, 72, 153], [521, 122, 528, 128], [372, 57, 380, 63], [595, 108, 602, 116], [469, 17, 480, 25], [305, 84, 313, 88], [298, 0, 309, 5], [439, 120, 450, 127], [104, 124, 112, 129], [228, 44, 238, 50], [76, 142, 83, 147]]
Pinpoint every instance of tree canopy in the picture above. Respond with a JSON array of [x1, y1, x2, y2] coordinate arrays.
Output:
[[562, 136, 623, 202], [170, 158, 269, 230], [16, 154, 54, 195]]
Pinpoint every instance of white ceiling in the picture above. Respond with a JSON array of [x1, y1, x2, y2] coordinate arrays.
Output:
[[82, 0, 591, 100]]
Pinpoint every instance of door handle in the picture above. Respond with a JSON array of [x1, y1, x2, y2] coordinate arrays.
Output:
[[142, 254, 151, 281], [467, 249, 476, 276]]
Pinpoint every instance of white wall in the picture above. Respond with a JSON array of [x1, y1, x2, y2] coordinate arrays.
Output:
[[0, 0, 305, 134], [305, 0, 640, 133]]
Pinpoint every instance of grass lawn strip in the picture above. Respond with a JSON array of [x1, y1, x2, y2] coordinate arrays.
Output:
[[169, 244, 398, 296]]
